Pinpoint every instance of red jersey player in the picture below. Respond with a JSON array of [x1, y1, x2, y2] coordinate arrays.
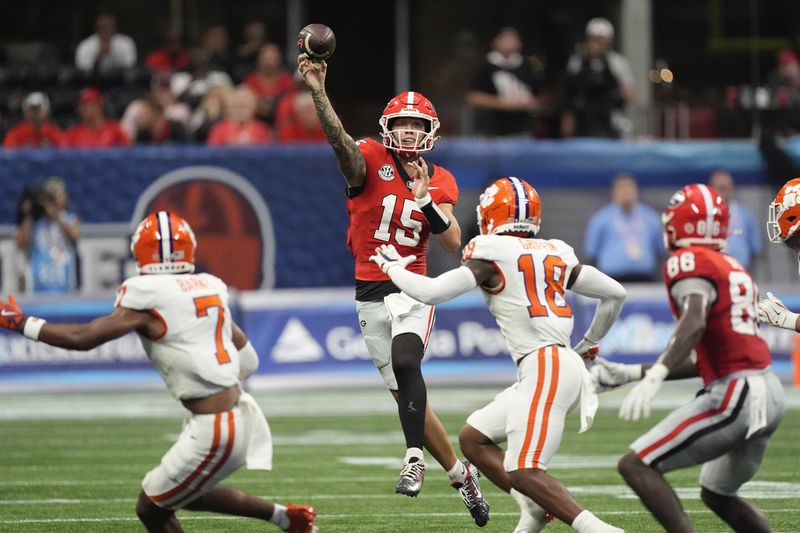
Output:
[[298, 55, 490, 524], [596, 184, 784, 533]]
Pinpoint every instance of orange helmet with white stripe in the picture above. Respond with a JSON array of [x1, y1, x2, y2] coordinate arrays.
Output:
[[131, 211, 197, 274], [767, 177, 800, 244], [379, 91, 440, 156], [477, 177, 542, 236], [662, 184, 729, 250]]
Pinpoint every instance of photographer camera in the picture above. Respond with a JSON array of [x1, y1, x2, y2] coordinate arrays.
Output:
[[15, 177, 81, 293]]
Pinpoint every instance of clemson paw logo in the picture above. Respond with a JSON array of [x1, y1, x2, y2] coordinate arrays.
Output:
[[479, 184, 500, 208]]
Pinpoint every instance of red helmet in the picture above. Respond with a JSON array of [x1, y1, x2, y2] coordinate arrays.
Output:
[[131, 211, 197, 274], [379, 91, 440, 156], [477, 177, 542, 236], [767, 177, 800, 243], [662, 184, 729, 250]]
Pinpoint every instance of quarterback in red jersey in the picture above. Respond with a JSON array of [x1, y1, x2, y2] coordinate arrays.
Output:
[[298, 55, 490, 524], [596, 184, 784, 533]]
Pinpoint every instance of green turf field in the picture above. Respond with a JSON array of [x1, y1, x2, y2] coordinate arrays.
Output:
[[0, 388, 798, 533]]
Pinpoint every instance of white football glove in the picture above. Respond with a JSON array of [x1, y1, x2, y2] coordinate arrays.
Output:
[[619, 363, 668, 421], [757, 292, 799, 331], [369, 244, 416, 274], [589, 357, 643, 393]]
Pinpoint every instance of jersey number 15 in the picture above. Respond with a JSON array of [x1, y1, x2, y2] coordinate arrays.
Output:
[[374, 194, 423, 246]]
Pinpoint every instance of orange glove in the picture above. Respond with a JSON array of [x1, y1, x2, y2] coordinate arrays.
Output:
[[0, 295, 26, 332]]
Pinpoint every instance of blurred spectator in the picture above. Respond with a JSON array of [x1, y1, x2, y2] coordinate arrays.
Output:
[[130, 96, 189, 144], [584, 173, 663, 282], [276, 91, 325, 143], [145, 28, 189, 74], [243, 44, 297, 123], [75, 13, 137, 76], [465, 28, 540, 136], [237, 21, 268, 66], [3, 92, 66, 148], [708, 170, 762, 268], [561, 17, 635, 138], [65, 87, 130, 148], [429, 30, 482, 110], [15, 177, 80, 293], [766, 48, 800, 135], [171, 49, 233, 109], [122, 75, 192, 140], [189, 81, 234, 142], [207, 87, 272, 146], [198, 26, 232, 73]]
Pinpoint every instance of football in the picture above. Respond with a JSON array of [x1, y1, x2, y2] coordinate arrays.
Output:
[[297, 23, 336, 61]]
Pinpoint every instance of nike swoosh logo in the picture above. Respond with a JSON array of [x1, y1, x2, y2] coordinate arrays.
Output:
[[1, 310, 19, 317], [428, 187, 439, 190]]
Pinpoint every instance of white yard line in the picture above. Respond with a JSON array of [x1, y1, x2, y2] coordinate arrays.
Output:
[[2, 482, 798, 504], [2, 508, 798, 525], [3, 385, 798, 420]]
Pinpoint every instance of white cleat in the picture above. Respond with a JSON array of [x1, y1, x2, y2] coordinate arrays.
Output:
[[395, 457, 425, 497]]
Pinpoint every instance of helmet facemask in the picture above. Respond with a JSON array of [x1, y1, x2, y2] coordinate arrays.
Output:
[[380, 114, 440, 157]]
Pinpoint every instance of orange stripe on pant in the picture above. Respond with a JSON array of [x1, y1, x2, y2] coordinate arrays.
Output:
[[531, 345, 559, 468], [172, 410, 237, 509], [151, 413, 223, 503], [517, 348, 547, 470]]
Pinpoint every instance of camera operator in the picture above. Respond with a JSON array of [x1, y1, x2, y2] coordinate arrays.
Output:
[[15, 177, 81, 293]]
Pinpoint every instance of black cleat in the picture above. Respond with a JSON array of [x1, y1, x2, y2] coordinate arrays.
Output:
[[452, 461, 490, 527]]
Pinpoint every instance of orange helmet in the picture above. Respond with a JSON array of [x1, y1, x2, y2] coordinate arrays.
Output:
[[662, 184, 729, 250], [767, 177, 800, 243], [379, 91, 440, 156], [477, 177, 542, 236], [131, 211, 197, 274]]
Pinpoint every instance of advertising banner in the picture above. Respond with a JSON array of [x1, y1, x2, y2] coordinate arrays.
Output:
[[1, 290, 794, 383]]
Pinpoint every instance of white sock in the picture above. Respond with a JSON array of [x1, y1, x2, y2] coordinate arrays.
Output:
[[446, 460, 467, 484], [571, 509, 622, 533], [511, 489, 548, 532], [270, 503, 290, 530], [404, 447, 424, 463]]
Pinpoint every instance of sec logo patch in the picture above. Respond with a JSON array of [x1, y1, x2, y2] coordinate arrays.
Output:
[[378, 164, 395, 181]]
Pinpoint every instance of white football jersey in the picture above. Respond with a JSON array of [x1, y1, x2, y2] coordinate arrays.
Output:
[[463, 235, 579, 364], [115, 273, 240, 400]]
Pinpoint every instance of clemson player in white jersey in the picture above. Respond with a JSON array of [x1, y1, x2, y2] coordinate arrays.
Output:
[[759, 176, 800, 328], [371, 177, 627, 533], [0, 211, 316, 533]]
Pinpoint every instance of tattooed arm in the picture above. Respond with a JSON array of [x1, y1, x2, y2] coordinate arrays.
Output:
[[298, 56, 366, 188]]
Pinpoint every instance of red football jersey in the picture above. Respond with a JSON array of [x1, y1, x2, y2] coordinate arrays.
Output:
[[663, 246, 771, 385], [66, 121, 130, 147], [347, 138, 458, 281]]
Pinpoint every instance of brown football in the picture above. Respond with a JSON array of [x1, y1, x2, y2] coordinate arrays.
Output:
[[297, 23, 336, 61]]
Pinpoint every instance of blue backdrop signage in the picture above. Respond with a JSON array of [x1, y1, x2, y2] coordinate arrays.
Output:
[[2, 290, 792, 381]]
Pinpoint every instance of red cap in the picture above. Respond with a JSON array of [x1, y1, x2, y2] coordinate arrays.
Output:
[[778, 49, 799, 66], [78, 87, 103, 104]]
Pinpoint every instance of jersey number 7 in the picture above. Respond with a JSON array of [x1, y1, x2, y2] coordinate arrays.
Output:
[[518, 254, 572, 318], [193, 294, 231, 364]]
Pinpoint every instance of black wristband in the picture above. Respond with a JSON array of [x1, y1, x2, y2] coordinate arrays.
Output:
[[417, 195, 451, 234]]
